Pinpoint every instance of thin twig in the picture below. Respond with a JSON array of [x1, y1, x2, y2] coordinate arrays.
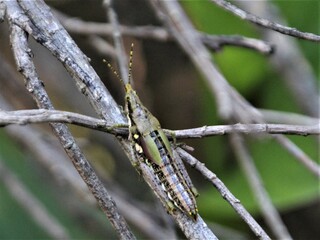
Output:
[[259, 109, 320, 125], [0, 109, 126, 135], [0, 159, 70, 240], [274, 135, 320, 178], [88, 35, 118, 58], [202, 34, 273, 54], [210, 0, 320, 42], [173, 123, 320, 138], [53, 9, 170, 41], [229, 134, 293, 239], [104, 0, 129, 83], [54, 8, 273, 55], [6, 1, 135, 239], [176, 148, 271, 240], [238, 2, 320, 117], [0, 0, 5, 22], [1, 109, 319, 138]]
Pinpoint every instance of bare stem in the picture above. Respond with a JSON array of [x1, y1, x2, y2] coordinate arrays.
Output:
[[229, 134, 292, 239], [54, 9, 273, 54], [6, 1, 134, 239], [1, 109, 319, 138], [177, 148, 271, 240], [274, 135, 320, 178], [210, 0, 320, 42], [173, 123, 320, 138], [104, 0, 129, 83]]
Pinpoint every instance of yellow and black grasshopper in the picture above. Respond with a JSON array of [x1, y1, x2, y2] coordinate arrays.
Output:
[[107, 44, 198, 221]]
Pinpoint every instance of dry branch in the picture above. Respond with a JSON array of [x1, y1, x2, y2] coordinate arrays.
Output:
[[210, 0, 320, 42], [1, 109, 319, 137], [229, 134, 292, 239], [177, 148, 271, 240], [5, 1, 134, 239], [54, 9, 273, 54]]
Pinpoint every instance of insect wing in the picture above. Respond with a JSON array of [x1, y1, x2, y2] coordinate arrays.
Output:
[[140, 132, 163, 165], [172, 149, 199, 197], [158, 129, 174, 156]]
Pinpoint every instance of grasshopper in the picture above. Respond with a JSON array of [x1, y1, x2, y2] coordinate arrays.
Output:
[[107, 44, 198, 221]]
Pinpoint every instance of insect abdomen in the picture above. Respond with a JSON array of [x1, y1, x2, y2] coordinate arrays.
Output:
[[142, 131, 198, 220]]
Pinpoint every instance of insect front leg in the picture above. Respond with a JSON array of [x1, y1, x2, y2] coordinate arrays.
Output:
[[128, 126, 143, 168], [164, 129, 177, 146], [101, 123, 129, 136]]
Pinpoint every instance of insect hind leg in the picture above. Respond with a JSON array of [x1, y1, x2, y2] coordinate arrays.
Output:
[[172, 149, 199, 197]]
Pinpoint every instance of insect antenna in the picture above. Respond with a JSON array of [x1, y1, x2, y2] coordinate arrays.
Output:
[[102, 59, 125, 87], [103, 43, 134, 88], [128, 43, 134, 85]]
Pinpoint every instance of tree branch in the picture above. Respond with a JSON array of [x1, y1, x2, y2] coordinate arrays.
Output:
[[238, 2, 319, 117], [274, 135, 320, 178], [173, 123, 320, 138], [6, 1, 135, 239], [53, 8, 273, 55], [104, 0, 130, 83], [202, 34, 273, 54], [210, 0, 320, 42], [229, 134, 292, 239], [53, 9, 171, 41], [177, 148, 271, 240], [259, 109, 320, 125], [1, 109, 319, 138]]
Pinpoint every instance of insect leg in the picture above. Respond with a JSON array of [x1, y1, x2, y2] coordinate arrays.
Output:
[[172, 149, 199, 197]]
